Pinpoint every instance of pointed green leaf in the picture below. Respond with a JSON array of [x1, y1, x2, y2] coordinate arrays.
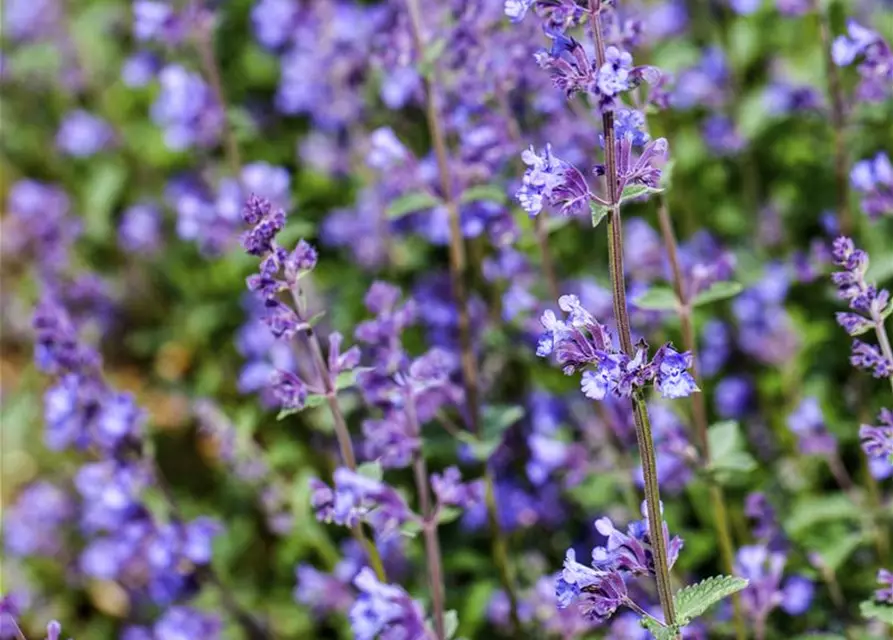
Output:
[[674, 575, 749, 624], [460, 185, 507, 205], [357, 460, 383, 482], [619, 183, 664, 206], [276, 394, 325, 419], [692, 281, 744, 307], [640, 618, 680, 640], [437, 506, 462, 525], [590, 200, 610, 228], [861, 600, 893, 625], [633, 286, 679, 311], [705, 421, 756, 484], [444, 610, 460, 639], [387, 192, 443, 219]]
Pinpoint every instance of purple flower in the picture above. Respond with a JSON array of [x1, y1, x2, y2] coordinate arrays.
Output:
[[56, 110, 114, 157], [311, 469, 411, 538], [832, 20, 881, 66], [430, 466, 484, 510], [122, 51, 160, 87], [591, 506, 683, 577], [153, 606, 222, 640], [349, 568, 431, 640], [118, 204, 162, 255], [516, 144, 591, 217], [294, 564, 354, 615], [861, 409, 893, 467], [787, 397, 837, 456], [653, 346, 700, 399], [150, 64, 223, 150], [555, 549, 627, 623], [269, 369, 308, 410], [3, 482, 74, 557], [832, 20, 893, 101], [714, 376, 753, 419], [251, 0, 300, 49], [851, 152, 893, 220], [240, 194, 286, 257], [876, 569, 893, 604], [780, 576, 815, 615]]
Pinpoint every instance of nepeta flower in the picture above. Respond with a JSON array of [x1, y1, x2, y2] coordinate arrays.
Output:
[[832, 20, 893, 102], [349, 568, 432, 640], [516, 144, 591, 217], [851, 152, 893, 220], [860, 409, 893, 467], [118, 204, 162, 255], [56, 110, 114, 157], [430, 466, 484, 510], [311, 468, 411, 538], [150, 64, 223, 150], [876, 569, 893, 604], [539, 295, 697, 400], [3, 482, 74, 557], [787, 397, 837, 456], [556, 549, 627, 623], [590, 505, 684, 577]]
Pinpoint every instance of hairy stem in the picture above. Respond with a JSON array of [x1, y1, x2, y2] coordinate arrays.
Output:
[[402, 0, 521, 626], [814, 1, 852, 235], [406, 395, 447, 640], [873, 317, 893, 395], [656, 200, 745, 639], [592, 4, 677, 629]]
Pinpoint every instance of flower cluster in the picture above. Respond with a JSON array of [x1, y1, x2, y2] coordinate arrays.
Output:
[[538, 295, 699, 400], [851, 152, 893, 220], [860, 409, 893, 468], [832, 20, 893, 102], [830, 237, 893, 379], [556, 506, 683, 624]]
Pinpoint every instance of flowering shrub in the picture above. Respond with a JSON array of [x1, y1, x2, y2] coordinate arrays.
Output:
[[2, 0, 893, 638]]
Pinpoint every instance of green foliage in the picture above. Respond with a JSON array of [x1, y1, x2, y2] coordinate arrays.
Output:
[[860, 601, 893, 625], [674, 575, 749, 624]]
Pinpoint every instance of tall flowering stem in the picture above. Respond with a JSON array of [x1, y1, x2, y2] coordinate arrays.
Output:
[[288, 286, 389, 582], [402, 0, 522, 627], [656, 199, 746, 640], [590, 5, 678, 629], [814, 1, 852, 234]]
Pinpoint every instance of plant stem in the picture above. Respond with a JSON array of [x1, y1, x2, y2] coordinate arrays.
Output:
[[195, 17, 243, 180], [873, 316, 893, 395], [402, 0, 522, 628], [655, 200, 746, 640], [406, 395, 447, 640], [814, 1, 852, 235], [591, 5, 677, 628], [301, 323, 388, 582]]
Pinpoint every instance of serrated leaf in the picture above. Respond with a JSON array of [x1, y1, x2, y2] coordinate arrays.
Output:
[[619, 183, 664, 206], [387, 192, 442, 219], [640, 617, 679, 640], [460, 185, 506, 205], [674, 575, 749, 624], [444, 610, 459, 639], [590, 200, 610, 228], [357, 461, 383, 482], [633, 286, 678, 311], [692, 281, 744, 307], [861, 600, 893, 625]]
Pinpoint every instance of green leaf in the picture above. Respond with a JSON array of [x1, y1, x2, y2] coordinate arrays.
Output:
[[619, 183, 664, 206], [640, 618, 680, 640], [692, 281, 744, 307], [400, 519, 423, 538], [457, 405, 524, 462], [633, 286, 679, 311], [357, 461, 383, 482], [418, 37, 448, 77], [334, 367, 373, 392], [674, 575, 749, 624], [276, 394, 325, 419], [444, 610, 459, 639], [387, 192, 442, 219], [784, 494, 863, 536], [460, 185, 507, 205], [861, 600, 893, 625], [589, 201, 610, 228], [705, 421, 756, 484], [84, 162, 128, 240], [659, 159, 676, 189], [438, 506, 462, 525]]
